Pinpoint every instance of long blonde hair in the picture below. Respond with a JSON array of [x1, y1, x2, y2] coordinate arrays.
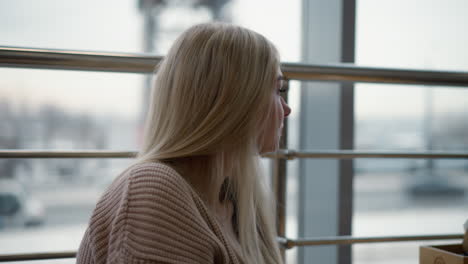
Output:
[[137, 23, 283, 264]]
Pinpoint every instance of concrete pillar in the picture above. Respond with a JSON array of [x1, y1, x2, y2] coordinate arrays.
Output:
[[298, 0, 355, 263]]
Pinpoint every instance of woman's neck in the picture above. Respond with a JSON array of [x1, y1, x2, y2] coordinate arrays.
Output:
[[168, 155, 231, 208]]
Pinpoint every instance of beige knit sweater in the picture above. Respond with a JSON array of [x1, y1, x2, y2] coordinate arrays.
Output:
[[76, 162, 241, 264]]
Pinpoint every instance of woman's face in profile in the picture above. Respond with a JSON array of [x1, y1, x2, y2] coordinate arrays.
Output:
[[259, 70, 291, 153]]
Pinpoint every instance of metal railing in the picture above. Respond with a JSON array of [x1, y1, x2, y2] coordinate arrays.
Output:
[[1, 149, 468, 159], [0, 251, 76, 262], [0, 234, 464, 262], [281, 234, 465, 248], [2, 46, 468, 86], [1, 46, 468, 262]]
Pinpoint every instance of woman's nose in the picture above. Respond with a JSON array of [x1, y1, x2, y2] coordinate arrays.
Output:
[[281, 98, 291, 117]]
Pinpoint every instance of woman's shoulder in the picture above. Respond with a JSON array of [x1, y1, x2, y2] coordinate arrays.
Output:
[[127, 162, 189, 188], [95, 161, 197, 226], [82, 162, 226, 263], [99, 162, 191, 203], [124, 161, 195, 203], [118, 162, 223, 262]]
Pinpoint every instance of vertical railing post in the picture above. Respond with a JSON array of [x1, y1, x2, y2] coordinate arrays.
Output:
[[273, 79, 289, 262]]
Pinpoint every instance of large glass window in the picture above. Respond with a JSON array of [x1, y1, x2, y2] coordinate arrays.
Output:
[[0, 1, 301, 263], [354, 1, 468, 263], [2, 1, 467, 263]]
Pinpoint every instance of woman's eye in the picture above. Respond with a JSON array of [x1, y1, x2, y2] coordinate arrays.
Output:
[[278, 87, 288, 93], [278, 83, 288, 94], [276, 76, 288, 94]]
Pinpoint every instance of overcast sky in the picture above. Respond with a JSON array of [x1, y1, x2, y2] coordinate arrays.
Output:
[[0, 0, 466, 120]]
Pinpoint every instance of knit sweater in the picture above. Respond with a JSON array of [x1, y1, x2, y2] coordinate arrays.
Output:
[[76, 162, 242, 264]]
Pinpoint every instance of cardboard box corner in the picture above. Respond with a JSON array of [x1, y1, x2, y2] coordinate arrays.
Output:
[[420, 244, 468, 264]]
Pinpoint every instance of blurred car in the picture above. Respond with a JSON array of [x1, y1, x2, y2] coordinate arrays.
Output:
[[0, 179, 45, 229]]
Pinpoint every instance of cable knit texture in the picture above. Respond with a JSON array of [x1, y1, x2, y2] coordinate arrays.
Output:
[[76, 162, 241, 264]]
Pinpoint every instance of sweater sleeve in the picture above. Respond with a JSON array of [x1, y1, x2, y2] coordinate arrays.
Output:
[[114, 164, 222, 264]]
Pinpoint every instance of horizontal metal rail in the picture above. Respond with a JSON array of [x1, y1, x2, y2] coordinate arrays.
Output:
[[266, 149, 468, 160], [282, 63, 468, 87], [0, 251, 75, 262], [1, 149, 468, 159], [1, 46, 468, 86], [0, 150, 136, 159], [0, 46, 160, 73], [281, 234, 464, 249], [0, 234, 463, 262]]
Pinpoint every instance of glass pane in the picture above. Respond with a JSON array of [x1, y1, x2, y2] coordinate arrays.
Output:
[[355, 0, 468, 263], [0, 68, 142, 261], [0, 1, 301, 263]]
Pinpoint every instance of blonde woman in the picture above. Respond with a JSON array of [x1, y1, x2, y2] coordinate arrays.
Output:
[[77, 22, 291, 264]]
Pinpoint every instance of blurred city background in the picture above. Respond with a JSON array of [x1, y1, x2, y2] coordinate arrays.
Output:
[[0, 0, 467, 264]]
